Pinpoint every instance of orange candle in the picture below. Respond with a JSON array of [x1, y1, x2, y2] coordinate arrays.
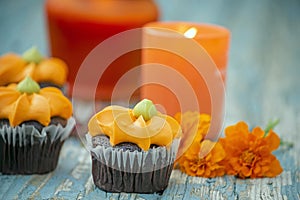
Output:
[[45, 0, 159, 100], [141, 22, 230, 121]]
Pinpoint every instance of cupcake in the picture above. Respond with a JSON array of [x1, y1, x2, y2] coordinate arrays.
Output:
[[0, 77, 75, 174], [87, 99, 182, 193], [0, 46, 68, 89]]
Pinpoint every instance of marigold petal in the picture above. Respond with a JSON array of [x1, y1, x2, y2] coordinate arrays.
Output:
[[216, 168, 226, 177], [265, 158, 283, 177], [188, 139, 201, 150], [197, 168, 205, 176], [253, 165, 261, 175], [226, 169, 237, 176], [265, 130, 280, 151], [210, 142, 226, 162], [261, 165, 270, 173], [236, 121, 249, 131], [228, 157, 239, 167], [259, 156, 273, 166], [252, 127, 264, 138], [199, 140, 215, 158], [257, 146, 271, 157], [204, 169, 211, 177], [221, 138, 247, 156], [241, 166, 252, 178], [191, 164, 198, 172], [175, 112, 205, 159], [224, 122, 250, 145], [185, 165, 197, 176], [224, 125, 237, 137]]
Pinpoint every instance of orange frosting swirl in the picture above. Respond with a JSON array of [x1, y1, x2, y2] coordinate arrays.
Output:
[[0, 84, 72, 127], [0, 53, 27, 85], [88, 105, 182, 151], [32, 58, 68, 86], [0, 53, 68, 86]]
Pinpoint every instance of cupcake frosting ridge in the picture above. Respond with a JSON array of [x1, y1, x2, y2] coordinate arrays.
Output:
[[0, 47, 68, 87], [0, 53, 27, 85], [88, 99, 182, 151], [32, 58, 68, 86], [0, 77, 72, 127]]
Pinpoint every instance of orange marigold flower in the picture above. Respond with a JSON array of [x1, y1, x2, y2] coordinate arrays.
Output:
[[219, 121, 283, 178], [177, 140, 226, 178], [174, 112, 211, 159]]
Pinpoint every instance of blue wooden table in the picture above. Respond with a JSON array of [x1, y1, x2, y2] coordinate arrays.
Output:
[[0, 138, 298, 199], [0, 0, 300, 199]]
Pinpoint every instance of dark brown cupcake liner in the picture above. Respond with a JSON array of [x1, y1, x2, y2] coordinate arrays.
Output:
[[0, 118, 75, 174], [0, 134, 64, 174], [91, 153, 174, 193]]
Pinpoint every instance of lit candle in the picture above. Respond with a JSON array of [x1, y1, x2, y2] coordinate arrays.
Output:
[[141, 22, 230, 136]]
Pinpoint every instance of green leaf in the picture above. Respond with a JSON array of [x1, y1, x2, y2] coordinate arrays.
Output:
[[264, 118, 280, 137]]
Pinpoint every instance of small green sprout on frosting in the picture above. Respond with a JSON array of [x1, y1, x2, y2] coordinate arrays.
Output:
[[17, 76, 40, 94], [133, 99, 157, 121], [22, 46, 44, 64]]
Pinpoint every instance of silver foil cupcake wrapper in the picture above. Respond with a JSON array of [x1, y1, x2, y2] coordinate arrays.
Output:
[[0, 117, 76, 147], [86, 133, 180, 173]]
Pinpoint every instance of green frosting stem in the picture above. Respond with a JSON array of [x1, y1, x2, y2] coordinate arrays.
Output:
[[133, 99, 157, 121], [22, 46, 44, 63], [17, 76, 40, 94]]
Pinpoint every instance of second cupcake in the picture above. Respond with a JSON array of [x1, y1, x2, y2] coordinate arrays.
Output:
[[0, 77, 75, 174]]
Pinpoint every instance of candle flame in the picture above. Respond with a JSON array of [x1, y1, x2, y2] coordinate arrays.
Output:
[[184, 27, 197, 38]]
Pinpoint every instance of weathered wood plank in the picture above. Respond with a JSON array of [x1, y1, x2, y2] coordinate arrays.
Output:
[[0, 137, 299, 199], [3, 176, 32, 200]]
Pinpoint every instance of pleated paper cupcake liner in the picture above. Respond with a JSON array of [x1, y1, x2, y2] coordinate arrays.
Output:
[[0, 117, 75, 174], [86, 133, 180, 193]]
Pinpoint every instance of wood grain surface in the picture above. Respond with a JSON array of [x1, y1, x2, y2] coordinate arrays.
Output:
[[0, 0, 299, 199]]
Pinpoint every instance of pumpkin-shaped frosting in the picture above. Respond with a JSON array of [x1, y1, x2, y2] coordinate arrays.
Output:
[[0, 77, 72, 127], [88, 99, 182, 151], [0, 47, 68, 87]]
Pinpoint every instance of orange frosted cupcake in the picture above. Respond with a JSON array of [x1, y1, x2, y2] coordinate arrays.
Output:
[[0, 77, 75, 174], [87, 99, 182, 193], [0, 47, 68, 89]]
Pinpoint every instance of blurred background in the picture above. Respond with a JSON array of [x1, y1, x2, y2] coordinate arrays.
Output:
[[0, 0, 299, 149]]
